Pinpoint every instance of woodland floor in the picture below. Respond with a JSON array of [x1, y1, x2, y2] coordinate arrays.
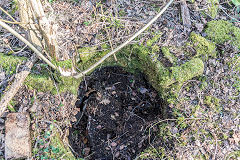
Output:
[[0, 0, 240, 160]]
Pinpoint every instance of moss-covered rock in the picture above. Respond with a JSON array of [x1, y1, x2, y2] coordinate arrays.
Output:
[[132, 42, 204, 92], [166, 58, 204, 87], [205, 20, 240, 49], [23, 34, 205, 99], [190, 32, 217, 59]]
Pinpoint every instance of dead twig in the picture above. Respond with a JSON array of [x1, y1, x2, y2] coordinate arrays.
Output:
[[0, 6, 19, 23], [147, 117, 205, 154], [0, 55, 37, 117], [180, 0, 191, 33], [74, 0, 174, 79]]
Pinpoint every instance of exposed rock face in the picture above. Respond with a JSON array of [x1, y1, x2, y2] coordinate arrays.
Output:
[[5, 113, 31, 160]]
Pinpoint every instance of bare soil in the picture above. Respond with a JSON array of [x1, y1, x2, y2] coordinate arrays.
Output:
[[69, 66, 168, 159]]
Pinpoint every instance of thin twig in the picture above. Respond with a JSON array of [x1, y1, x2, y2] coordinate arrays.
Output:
[[0, 6, 18, 23], [0, 19, 22, 24], [74, 0, 174, 79], [0, 20, 57, 70], [148, 117, 204, 153]]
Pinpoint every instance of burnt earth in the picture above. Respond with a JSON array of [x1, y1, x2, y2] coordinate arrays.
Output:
[[69, 66, 167, 159]]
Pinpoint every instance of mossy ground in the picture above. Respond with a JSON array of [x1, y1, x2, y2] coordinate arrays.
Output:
[[189, 32, 217, 59], [32, 125, 76, 160], [0, 53, 27, 75], [139, 20, 240, 159], [207, 0, 219, 18], [205, 20, 240, 49], [2, 19, 239, 159]]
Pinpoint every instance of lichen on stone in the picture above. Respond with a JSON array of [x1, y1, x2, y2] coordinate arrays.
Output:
[[205, 20, 240, 49]]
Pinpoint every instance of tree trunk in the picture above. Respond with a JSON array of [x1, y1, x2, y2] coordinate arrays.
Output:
[[17, 0, 59, 60]]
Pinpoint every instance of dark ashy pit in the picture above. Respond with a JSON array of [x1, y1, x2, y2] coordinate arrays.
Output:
[[69, 66, 169, 159]]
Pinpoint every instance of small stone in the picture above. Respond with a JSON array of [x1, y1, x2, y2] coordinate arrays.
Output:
[[105, 147, 110, 150], [111, 142, 117, 147], [132, 149, 135, 154], [171, 127, 178, 134], [29, 102, 38, 113], [120, 145, 125, 150], [139, 87, 148, 94], [115, 151, 120, 158], [195, 140, 200, 146], [111, 115, 116, 120], [96, 125, 102, 129], [128, 106, 132, 110], [83, 147, 90, 156], [0, 72, 5, 81], [195, 23, 204, 32], [0, 118, 4, 124], [138, 142, 142, 148], [5, 113, 31, 159], [114, 112, 119, 117]]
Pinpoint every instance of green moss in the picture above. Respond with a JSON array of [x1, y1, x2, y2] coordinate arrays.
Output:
[[25, 74, 54, 92], [7, 100, 17, 112], [78, 46, 97, 63], [77, 45, 109, 71], [190, 32, 217, 59], [205, 20, 240, 49], [56, 76, 81, 95], [225, 150, 240, 160], [161, 47, 177, 64], [204, 96, 221, 112], [146, 33, 162, 47], [23, 34, 204, 101], [207, 0, 219, 18], [160, 58, 204, 87], [119, 9, 126, 17], [53, 59, 73, 69], [172, 58, 204, 83], [0, 53, 27, 74]]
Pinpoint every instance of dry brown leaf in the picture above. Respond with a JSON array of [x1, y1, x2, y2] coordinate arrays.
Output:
[[100, 98, 110, 105]]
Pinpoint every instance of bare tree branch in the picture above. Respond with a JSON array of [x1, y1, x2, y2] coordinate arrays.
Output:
[[0, 55, 37, 117], [0, 20, 57, 70], [74, 0, 174, 79]]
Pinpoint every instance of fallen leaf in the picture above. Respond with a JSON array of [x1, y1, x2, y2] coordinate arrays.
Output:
[[100, 98, 110, 105], [233, 132, 240, 144]]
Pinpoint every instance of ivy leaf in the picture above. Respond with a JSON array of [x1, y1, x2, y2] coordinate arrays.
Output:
[[232, 0, 240, 6]]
